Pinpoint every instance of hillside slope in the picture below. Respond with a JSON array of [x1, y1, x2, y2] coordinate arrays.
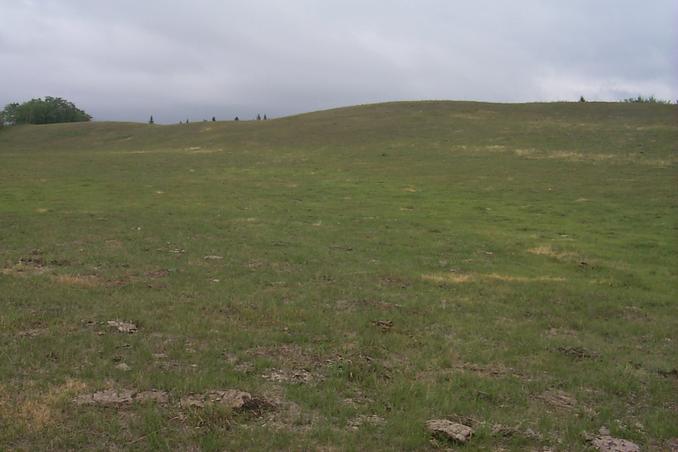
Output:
[[0, 101, 677, 450]]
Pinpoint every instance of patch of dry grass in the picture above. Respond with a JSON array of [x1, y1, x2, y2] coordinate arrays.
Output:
[[422, 272, 566, 284], [528, 245, 577, 260]]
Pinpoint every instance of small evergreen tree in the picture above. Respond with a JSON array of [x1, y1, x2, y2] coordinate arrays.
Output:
[[212, 116, 216, 122], [234, 116, 239, 121], [579, 96, 586, 103], [149, 115, 154, 124], [264, 114, 267, 120], [257, 114, 261, 120]]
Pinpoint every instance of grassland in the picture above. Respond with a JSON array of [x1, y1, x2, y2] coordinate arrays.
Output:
[[0, 101, 676, 450]]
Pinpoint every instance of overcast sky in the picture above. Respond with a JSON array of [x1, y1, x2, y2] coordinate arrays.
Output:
[[1, 0, 676, 123]]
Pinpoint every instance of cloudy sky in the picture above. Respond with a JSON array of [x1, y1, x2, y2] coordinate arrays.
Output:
[[1, 0, 676, 123]]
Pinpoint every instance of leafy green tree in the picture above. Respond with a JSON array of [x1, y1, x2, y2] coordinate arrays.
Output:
[[1, 103, 20, 125], [1, 97, 91, 125]]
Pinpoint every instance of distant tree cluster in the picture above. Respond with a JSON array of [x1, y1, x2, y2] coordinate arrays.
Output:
[[1, 97, 91, 125], [621, 95, 673, 105], [177, 113, 269, 124]]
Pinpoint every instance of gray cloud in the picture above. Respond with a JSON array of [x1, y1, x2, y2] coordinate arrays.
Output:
[[1, 0, 676, 123]]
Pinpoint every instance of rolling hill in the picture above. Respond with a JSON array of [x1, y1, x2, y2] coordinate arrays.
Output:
[[0, 101, 676, 450]]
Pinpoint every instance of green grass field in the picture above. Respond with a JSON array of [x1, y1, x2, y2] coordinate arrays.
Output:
[[1, 101, 676, 450]]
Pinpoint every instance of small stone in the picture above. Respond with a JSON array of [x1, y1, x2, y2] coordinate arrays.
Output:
[[203, 255, 224, 260], [426, 419, 473, 443]]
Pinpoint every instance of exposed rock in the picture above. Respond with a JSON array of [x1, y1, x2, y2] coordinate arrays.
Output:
[[114, 362, 131, 371], [73, 389, 168, 406], [180, 389, 251, 409], [262, 369, 313, 384], [135, 390, 169, 404], [371, 319, 394, 332], [203, 255, 224, 260], [106, 320, 138, 334], [426, 419, 473, 443], [73, 389, 135, 406], [591, 435, 640, 452], [145, 269, 169, 278], [17, 328, 45, 338]]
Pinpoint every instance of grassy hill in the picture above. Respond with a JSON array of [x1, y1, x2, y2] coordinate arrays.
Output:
[[1, 101, 676, 450]]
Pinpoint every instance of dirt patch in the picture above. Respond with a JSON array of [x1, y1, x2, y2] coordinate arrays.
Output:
[[491, 423, 543, 441], [379, 275, 411, 289], [658, 368, 678, 379], [557, 345, 599, 360], [456, 362, 520, 379], [347, 414, 385, 430], [2, 254, 49, 276], [74, 389, 168, 407], [245, 344, 320, 368], [545, 327, 579, 338], [336, 299, 403, 311], [254, 389, 321, 433], [17, 328, 47, 338], [417, 362, 528, 382], [145, 269, 169, 279], [538, 390, 577, 410]]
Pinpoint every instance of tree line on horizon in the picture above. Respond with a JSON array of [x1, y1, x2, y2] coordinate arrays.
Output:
[[176, 114, 268, 124], [2, 95, 676, 128]]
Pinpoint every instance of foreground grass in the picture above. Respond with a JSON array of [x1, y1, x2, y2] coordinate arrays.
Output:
[[0, 101, 676, 450]]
